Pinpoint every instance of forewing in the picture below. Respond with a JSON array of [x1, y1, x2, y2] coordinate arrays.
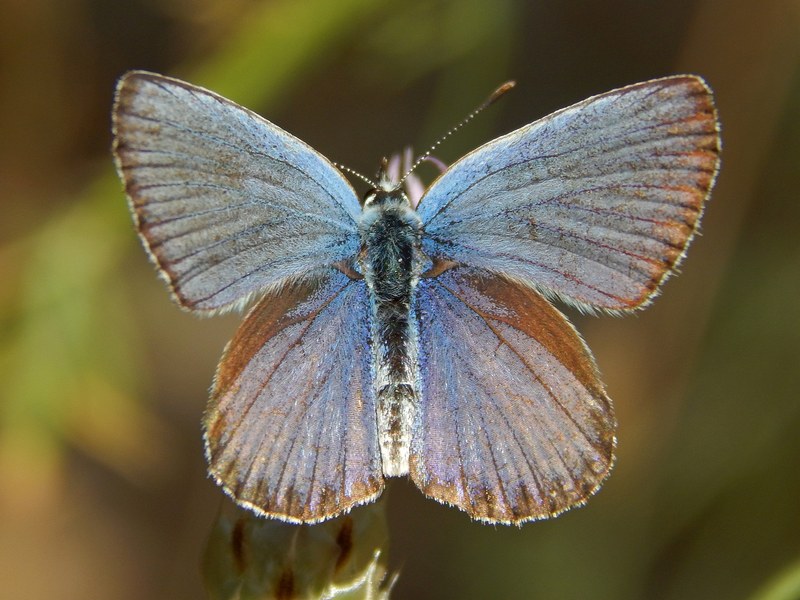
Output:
[[418, 76, 720, 311], [412, 267, 615, 524], [112, 71, 361, 313], [204, 269, 382, 523]]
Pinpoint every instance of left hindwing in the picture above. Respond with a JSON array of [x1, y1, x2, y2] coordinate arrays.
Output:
[[205, 269, 382, 523], [418, 76, 720, 311], [412, 267, 615, 524]]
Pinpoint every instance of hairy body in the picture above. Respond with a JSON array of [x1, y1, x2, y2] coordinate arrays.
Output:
[[358, 188, 424, 476]]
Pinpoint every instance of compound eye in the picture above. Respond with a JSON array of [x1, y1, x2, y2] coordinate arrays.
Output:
[[362, 188, 378, 206]]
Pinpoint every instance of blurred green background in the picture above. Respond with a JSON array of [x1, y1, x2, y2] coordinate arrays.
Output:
[[1, 0, 799, 598]]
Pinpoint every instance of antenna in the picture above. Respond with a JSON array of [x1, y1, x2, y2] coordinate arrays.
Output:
[[334, 162, 377, 188], [399, 80, 516, 185]]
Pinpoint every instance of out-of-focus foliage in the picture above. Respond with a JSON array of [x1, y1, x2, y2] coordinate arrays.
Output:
[[0, 0, 798, 599]]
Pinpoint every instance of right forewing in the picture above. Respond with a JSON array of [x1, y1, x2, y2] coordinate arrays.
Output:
[[418, 76, 720, 311]]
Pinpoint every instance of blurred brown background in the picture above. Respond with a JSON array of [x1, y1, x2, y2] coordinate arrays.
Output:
[[1, 0, 799, 598]]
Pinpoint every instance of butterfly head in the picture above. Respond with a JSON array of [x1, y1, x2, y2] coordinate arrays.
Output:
[[362, 157, 411, 208], [362, 186, 410, 209]]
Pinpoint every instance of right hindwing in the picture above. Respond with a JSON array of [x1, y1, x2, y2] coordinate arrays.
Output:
[[412, 267, 615, 524]]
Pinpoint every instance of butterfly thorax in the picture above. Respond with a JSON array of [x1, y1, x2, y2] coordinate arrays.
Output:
[[358, 189, 424, 477]]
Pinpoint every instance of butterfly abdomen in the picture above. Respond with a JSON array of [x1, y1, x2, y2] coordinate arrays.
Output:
[[359, 192, 424, 477]]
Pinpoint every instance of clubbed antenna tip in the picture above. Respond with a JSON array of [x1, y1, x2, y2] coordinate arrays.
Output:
[[486, 80, 516, 106]]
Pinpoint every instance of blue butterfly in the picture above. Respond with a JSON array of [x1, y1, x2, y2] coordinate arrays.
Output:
[[112, 72, 719, 524]]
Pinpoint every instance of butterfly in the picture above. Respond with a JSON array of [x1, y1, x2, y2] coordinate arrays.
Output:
[[112, 71, 720, 524]]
